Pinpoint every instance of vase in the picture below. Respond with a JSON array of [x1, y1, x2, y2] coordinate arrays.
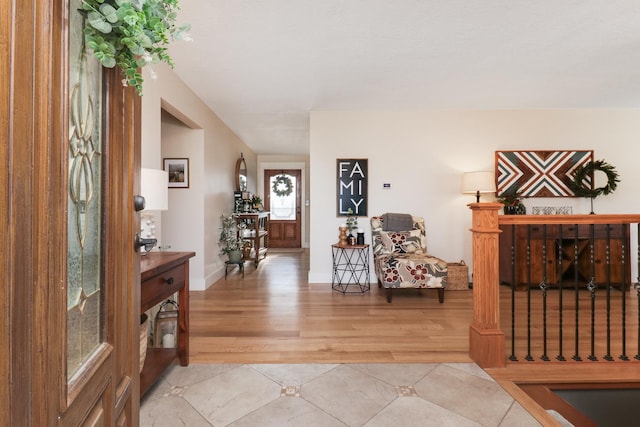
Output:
[[228, 250, 243, 263]]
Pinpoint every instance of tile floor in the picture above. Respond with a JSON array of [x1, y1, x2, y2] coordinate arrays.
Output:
[[140, 363, 546, 426]]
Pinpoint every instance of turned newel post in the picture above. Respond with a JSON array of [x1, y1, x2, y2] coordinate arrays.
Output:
[[468, 203, 505, 368]]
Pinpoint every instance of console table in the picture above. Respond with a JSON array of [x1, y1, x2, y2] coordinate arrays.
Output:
[[331, 244, 370, 293], [236, 212, 269, 267], [498, 216, 631, 290], [140, 251, 195, 396]]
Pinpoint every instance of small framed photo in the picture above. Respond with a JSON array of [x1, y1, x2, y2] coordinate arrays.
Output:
[[163, 158, 189, 188]]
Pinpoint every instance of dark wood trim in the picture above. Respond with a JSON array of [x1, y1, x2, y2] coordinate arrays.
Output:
[[3, 1, 142, 424]]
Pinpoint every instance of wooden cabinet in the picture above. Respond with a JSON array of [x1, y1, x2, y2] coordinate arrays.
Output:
[[499, 223, 630, 290], [140, 251, 195, 396], [236, 212, 270, 267]]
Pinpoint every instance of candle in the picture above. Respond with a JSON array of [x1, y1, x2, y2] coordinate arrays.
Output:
[[162, 333, 175, 348]]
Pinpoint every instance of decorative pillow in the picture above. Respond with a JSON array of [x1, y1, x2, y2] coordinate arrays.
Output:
[[379, 230, 424, 254]]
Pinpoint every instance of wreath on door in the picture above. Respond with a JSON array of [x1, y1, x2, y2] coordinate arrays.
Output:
[[272, 174, 293, 197]]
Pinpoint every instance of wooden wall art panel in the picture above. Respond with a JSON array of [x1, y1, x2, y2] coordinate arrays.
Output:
[[495, 150, 593, 198]]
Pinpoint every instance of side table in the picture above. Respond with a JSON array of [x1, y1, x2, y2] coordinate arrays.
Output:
[[331, 244, 370, 293]]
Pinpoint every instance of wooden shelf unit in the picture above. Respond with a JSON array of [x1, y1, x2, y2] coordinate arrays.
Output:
[[139, 251, 195, 396], [498, 220, 630, 290], [236, 212, 270, 267]]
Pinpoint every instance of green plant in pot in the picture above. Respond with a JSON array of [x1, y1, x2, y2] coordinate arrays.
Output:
[[218, 213, 245, 263], [498, 188, 526, 215], [251, 195, 263, 211]]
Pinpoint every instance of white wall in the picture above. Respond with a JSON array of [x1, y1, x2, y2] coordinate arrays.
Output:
[[308, 109, 640, 283], [141, 64, 256, 290]]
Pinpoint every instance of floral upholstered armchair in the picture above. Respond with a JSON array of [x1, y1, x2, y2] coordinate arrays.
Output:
[[370, 214, 447, 303]]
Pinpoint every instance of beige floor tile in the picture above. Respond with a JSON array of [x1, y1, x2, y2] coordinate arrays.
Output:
[[414, 364, 515, 426], [364, 396, 483, 427], [229, 396, 347, 427], [251, 363, 339, 385], [301, 365, 398, 426], [140, 395, 211, 427], [349, 363, 439, 386], [162, 363, 237, 387], [181, 365, 281, 426]]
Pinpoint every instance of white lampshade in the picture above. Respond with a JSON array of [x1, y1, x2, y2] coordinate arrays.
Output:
[[141, 168, 168, 211], [461, 171, 496, 202]]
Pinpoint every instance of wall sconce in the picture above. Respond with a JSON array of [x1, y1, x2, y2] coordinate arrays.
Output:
[[141, 168, 169, 249], [461, 171, 496, 202]]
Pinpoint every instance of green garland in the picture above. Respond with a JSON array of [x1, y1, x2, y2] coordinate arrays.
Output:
[[81, 0, 191, 95], [570, 160, 620, 199], [272, 174, 293, 197]]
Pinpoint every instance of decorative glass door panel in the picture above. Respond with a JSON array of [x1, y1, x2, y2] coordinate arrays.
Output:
[[67, 0, 105, 380], [270, 173, 297, 220]]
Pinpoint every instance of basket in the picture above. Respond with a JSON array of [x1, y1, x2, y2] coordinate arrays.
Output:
[[447, 260, 469, 290], [139, 313, 149, 373]]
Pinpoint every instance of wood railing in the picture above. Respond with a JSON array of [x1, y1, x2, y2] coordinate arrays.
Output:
[[469, 203, 640, 368]]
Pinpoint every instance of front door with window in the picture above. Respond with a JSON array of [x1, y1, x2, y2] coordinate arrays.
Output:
[[2, 2, 140, 425], [265, 169, 302, 248]]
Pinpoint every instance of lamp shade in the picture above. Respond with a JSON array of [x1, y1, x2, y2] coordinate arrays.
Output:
[[461, 171, 496, 202], [141, 168, 168, 211]]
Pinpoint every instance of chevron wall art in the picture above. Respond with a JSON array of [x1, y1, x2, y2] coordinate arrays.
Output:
[[495, 150, 593, 198]]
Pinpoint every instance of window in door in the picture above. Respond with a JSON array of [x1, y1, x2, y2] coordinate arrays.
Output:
[[67, 0, 105, 380]]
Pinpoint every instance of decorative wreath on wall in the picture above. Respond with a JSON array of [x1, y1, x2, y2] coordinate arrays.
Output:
[[570, 160, 620, 199], [272, 174, 293, 197]]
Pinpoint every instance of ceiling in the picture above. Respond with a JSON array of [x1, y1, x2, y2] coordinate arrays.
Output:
[[168, 1, 640, 156]]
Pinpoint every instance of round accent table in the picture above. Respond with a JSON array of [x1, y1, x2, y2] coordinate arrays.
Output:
[[331, 243, 370, 293]]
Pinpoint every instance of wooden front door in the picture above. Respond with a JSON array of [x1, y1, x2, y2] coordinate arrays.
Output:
[[2, 2, 140, 425], [264, 169, 302, 248]]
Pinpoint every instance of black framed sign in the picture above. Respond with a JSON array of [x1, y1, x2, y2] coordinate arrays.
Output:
[[336, 158, 367, 217]]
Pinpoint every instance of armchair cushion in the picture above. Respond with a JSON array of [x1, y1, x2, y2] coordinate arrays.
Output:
[[379, 230, 424, 254]]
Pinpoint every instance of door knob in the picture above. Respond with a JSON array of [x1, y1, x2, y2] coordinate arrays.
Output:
[[135, 233, 157, 253], [134, 195, 146, 212]]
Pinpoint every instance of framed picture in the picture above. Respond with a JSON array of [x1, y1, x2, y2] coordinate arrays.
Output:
[[495, 150, 593, 197], [336, 158, 367, 217], [163, 158, 189, 188]]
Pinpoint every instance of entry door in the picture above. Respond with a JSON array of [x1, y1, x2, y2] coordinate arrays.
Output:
[[264, 169, 302, 248], [2, 2, 140, 426]]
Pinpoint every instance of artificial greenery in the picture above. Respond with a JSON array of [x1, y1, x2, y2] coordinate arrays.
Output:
[[570, 160, 620, 199], [272, 174, 293, 197], [81, 0, 191, 95], [497, 187, 525, 207]]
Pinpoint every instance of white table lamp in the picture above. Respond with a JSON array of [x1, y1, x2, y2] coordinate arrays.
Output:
[[141, 168, 168, 242], [461, 171, 496, 202]]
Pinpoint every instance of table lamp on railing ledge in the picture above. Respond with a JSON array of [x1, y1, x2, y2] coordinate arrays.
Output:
[[461, 171, 496, 203]]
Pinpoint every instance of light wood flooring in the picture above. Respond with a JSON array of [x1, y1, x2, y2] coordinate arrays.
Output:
[[190, 248, 474, 364]]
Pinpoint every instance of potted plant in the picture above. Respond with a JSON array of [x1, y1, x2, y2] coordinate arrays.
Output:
[[346, 208, 358, 244], [218, 213, 245, 263], [498, 188, 526, 215], [251, 195, 263, 211]]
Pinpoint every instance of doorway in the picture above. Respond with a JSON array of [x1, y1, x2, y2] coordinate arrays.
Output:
[[264, 169, 302, 248]]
